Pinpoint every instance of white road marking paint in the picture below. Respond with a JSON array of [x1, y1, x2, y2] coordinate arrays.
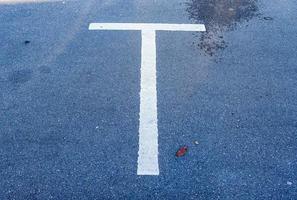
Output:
[[89, 23, 206, 175], [89, 23, 206, 32], [138, 30, 159, 175]]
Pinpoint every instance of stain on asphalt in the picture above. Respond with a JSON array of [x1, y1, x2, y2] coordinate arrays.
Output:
[[8, 69, 33, 85], [38, 65, 52, 74], [263, 16, 273, 20], [186, 0, 259, 56]]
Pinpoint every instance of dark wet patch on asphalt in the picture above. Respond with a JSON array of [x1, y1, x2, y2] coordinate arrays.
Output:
[[8, 69, 33, 85], [38, 65, 52, 74], [186, 0, 259, 56]]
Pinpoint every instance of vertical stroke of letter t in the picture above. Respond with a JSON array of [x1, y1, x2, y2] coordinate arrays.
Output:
[[89, 23, 206, 175]]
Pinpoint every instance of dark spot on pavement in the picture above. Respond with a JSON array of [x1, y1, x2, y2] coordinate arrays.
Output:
[[1, 103, 18, 111], [186, 0, 259, 56], [24, 40, 31, 45], [263, 16, 273, 20], [38, 65, 52, 74], [8, 69, 33, 84]]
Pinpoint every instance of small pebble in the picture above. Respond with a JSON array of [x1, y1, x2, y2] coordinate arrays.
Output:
[[287, 181, 293, 185], [194, 141, 199, 145]]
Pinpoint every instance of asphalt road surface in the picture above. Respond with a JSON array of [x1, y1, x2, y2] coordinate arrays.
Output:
[[0, 0, 297, 199]]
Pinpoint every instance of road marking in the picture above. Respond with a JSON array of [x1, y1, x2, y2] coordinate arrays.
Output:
[[138, 30, 159, 175], [89, 23, 206, 175], [89, 23, 206, 32]]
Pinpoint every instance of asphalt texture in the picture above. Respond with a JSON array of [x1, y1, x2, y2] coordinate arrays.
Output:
[[0, 0, 297, 199]]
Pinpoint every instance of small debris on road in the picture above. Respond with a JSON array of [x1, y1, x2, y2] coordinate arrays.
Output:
[[24, 40, 30, 45], [194, 141, 199, 145], [263, 17, 273, 21], [287, 181, 293, 185], [176, 146, 188, 157]]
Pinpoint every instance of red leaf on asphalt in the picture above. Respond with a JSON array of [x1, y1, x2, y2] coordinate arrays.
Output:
[[176, 146, 188, 157]]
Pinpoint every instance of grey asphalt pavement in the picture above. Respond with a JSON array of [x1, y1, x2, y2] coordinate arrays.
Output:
[[0, 0, 297, 199]]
